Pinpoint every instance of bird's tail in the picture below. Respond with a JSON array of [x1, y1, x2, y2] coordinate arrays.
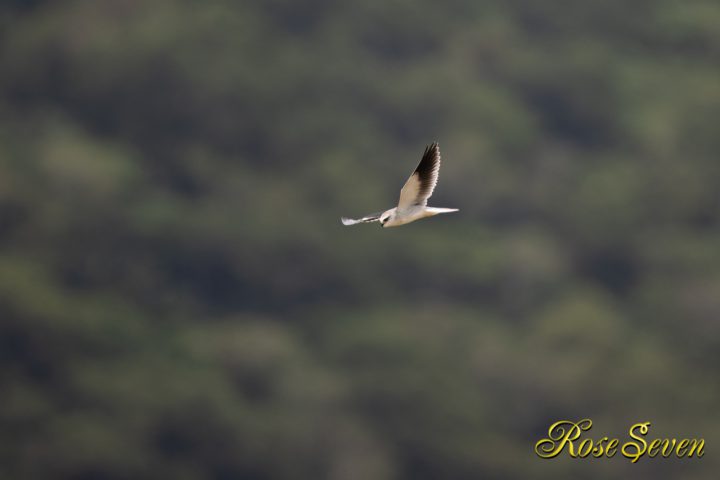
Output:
[[425, 207, 459, 215]]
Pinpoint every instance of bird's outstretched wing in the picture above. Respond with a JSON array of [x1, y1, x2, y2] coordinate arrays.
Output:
[[397, 142, 441, 210], [341, 212, 382, 226]]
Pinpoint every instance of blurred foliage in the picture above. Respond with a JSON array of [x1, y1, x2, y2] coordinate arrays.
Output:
[[1, 0, 719, 479]]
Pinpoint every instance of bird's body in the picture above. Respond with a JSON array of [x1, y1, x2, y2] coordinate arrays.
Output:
[[341, 143, 458, 228], [377, 205, 459, 228]]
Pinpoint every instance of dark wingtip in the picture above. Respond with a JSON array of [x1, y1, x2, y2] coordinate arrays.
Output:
[[423, 142, 439, 156]]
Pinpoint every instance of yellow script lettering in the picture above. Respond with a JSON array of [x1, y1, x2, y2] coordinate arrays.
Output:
[[535, 419, 592, 459], [622, 422, 650, 463]]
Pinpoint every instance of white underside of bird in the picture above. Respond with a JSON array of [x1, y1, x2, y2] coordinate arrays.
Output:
[[341, 142, 458, 228]]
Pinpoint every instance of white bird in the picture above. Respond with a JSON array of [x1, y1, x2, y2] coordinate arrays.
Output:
[[341, 142, 458, 228]]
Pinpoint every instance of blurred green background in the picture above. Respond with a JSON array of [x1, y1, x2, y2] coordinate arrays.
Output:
[[1, 0, 719, 479]]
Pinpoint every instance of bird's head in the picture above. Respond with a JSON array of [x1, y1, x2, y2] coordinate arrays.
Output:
[[379, 211, 393, 228]]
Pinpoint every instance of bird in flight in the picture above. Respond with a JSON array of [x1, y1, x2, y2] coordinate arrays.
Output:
[[341, 142, 458, 228]]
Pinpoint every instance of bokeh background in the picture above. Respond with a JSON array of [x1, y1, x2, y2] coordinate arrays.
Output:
[[1, 1, 719, 479]]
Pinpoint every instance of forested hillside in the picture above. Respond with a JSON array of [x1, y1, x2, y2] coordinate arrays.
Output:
[[1, 1, 719, 478]]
